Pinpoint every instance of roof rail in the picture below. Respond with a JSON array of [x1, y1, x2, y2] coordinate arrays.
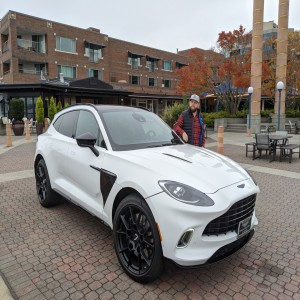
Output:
[[134, 106, 151, 112], [60, 102, 98, 112]]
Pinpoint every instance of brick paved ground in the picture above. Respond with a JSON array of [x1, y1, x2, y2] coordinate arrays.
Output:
[[0, 140, 300, 300]]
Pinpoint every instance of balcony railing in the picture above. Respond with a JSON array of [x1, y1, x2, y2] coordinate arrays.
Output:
[[18, 68, 48, 75], [2, 41, 9, 53], [17, 38, 46, 53]]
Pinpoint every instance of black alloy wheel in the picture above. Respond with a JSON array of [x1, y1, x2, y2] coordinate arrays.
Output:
[[35, 159, 58, 207], [113, 194, 163, 283]]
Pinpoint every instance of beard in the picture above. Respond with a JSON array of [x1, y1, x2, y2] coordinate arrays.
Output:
[[189, 106, 197, 113]]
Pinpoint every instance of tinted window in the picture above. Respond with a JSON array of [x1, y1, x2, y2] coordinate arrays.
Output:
[[75, 110, 105, 147], [53, 115, 63, 131], [56, 111, 79, 138]]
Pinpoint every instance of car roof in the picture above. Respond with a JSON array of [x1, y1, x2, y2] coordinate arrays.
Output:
[[63, 103, 150, 113]]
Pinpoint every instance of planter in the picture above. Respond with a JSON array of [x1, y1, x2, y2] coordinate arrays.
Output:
[[12, 123, 24, 136], [36, 123, 44, 136]]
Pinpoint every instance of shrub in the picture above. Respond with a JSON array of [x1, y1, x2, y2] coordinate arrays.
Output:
[[56, 100, 63, 113], [260, 109, 274, 117], [286, 109, 300, 117], [161, 102, 187, 127], [235, 109, 248, 118], [202, 111, 229, 127], [35, 96, 44, 124], [48, 96, 57, 121], [10, 98, 25, 122], [64, 102, 69, 108]]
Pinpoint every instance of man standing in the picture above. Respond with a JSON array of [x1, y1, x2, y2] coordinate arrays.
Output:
[[173, 94, 206, 147]]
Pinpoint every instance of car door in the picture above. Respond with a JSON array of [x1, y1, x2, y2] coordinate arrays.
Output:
[[67, 109, 108, 218], [46, 110, 79, 189]]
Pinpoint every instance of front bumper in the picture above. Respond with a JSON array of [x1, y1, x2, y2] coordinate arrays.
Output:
[[147, 179, 259, 267]]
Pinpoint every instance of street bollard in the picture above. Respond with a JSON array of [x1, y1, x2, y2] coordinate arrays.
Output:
[[6, 123, 12, 147], [25, 119, 31, 140], [44, 118, 49, 132], [217, 125, 224, 154]]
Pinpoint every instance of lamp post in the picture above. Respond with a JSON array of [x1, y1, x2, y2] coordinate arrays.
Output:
[[247, 86, 253, 134], [276, 81, 284, 130]]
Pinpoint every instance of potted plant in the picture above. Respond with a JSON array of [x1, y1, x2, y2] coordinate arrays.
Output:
[[35, 96, 44, 135], [48, 96, 57, 122], [10, 98, 25, 136]]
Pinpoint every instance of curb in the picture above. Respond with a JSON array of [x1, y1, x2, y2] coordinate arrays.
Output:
[[0, 274, 16, 300]]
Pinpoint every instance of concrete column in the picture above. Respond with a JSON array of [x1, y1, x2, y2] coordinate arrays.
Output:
[[275, 0, 289, 130], [250, 0, 264, 133]]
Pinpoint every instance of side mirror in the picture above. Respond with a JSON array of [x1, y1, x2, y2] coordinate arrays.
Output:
[[76, 132, 99, 157]]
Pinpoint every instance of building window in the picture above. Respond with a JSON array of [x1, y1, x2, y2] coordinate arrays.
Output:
[[56, 36, 76, 53], [148, 77, 157, 87], [84, 43, 102, 62], [162, 60, 172, 71], [129, 75, 140, 85], [162, 79, 171, 88], [58, 65, 76, 79], [34, 64, 46, 75], [18, 64, 24, 73], [87, 68, 102, 80], [128, 57, 140, 70]]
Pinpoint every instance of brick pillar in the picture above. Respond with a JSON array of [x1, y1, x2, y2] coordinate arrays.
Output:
[[250, 0, 264, 133], [274, 0, 289, 130]]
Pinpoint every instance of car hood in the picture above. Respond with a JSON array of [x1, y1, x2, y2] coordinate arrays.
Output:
[[114, 144, 250, 194]]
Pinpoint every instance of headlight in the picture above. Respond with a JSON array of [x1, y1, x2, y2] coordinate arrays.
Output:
[[158, 180, 214, 206]]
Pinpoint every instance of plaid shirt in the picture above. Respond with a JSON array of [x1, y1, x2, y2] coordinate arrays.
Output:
[[174, 113, 205, 147]]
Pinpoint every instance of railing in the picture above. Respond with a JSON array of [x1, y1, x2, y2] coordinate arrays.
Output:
[[2, 41, 9, 53], [17, 38, 46, 53], [18, 69, 48, 75]]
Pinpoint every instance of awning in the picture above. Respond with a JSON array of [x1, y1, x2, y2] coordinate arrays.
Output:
[[146, 55, 161, 61], [84, 40, 106, 48], [128, 51, 145, 57], [176, 61, 188, 67]]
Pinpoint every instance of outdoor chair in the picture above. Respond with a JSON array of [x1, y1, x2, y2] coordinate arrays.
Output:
[[296, 121, 300, 134], [260, 125, 275, 134], [254, 133, 276, 162], [29, 118, 37, 133], [288, 120, 296, 134]]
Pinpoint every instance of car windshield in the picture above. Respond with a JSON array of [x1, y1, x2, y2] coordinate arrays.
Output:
[[98, 107, 183, 151]]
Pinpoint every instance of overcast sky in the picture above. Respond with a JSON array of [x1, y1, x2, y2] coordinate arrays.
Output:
[[1, 0, 299, 53]]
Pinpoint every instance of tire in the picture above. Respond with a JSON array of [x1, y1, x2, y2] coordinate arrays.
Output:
[[35, 159, 59, 207], [113, 194, 163, 283]]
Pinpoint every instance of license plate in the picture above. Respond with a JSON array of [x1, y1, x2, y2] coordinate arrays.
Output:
[[237, 216, 252, 238]]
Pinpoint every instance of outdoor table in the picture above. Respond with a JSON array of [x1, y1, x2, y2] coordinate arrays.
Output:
[[269, 134, 292, 159]]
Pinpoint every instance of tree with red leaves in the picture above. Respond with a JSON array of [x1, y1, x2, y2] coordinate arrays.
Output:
[[176, 25, 271, 115]]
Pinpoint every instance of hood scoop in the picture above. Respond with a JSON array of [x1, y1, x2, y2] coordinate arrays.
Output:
[[162, 153, 192, 163]]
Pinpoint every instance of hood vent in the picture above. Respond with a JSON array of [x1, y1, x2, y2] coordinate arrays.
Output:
[[162, 153, 192, 163]]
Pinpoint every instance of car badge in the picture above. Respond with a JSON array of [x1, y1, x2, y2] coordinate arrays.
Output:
[[237, 184, 245, 188]]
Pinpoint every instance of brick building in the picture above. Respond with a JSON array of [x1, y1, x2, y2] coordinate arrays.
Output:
[[0, 10, 191, 117]]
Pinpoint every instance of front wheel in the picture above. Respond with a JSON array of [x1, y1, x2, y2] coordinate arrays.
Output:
[[35, 159, 59, 207], [113, 194, 163, 283]]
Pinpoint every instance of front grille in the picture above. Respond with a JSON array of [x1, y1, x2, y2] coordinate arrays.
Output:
[[203, 194, 256, 236]]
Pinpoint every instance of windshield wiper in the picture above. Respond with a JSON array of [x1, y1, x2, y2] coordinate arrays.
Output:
[[147, 141, 180, 148]]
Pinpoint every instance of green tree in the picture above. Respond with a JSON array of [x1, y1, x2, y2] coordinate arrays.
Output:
[[56, 100, 63, 113], [48, 96, 57, 121], [35, 96, 44, 124], [10, 98, 25, 122]]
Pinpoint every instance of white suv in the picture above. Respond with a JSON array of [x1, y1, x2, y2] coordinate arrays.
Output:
[[34, 104, 259, 283]]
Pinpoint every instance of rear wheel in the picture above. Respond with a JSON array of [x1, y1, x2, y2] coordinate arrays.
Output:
[[35, 159, 59, 207], [113, 194, 163, 283]]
